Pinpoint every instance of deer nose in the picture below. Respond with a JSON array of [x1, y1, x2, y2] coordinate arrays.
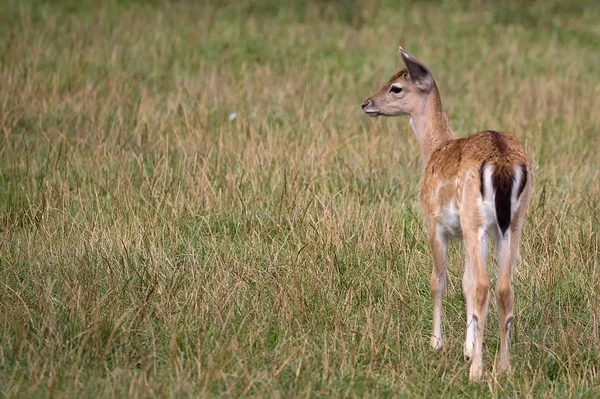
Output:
[[361, 99, 373, 110]]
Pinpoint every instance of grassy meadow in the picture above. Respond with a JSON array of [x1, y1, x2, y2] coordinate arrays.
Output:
[[1, 0, 599, 396]]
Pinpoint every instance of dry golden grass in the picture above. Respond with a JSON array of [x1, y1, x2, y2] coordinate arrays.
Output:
[[1, 0, 599, 397]]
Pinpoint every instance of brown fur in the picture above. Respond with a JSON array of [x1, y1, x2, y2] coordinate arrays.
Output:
[[362, 48, 532, 381], [421, 130, 529, 221]]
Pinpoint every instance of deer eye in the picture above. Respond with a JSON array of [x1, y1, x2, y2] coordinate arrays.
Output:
[[390, 85, 403, 94]]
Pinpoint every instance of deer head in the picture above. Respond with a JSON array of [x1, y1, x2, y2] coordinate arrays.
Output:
[[362, 47, 435, 117]]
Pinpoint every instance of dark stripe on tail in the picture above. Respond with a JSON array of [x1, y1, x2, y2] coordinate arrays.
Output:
[[494, 168, 513, 235], [480, 163, 528, 236]]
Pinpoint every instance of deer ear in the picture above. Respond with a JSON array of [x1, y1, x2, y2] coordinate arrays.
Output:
[[399, 47, 433, 91]]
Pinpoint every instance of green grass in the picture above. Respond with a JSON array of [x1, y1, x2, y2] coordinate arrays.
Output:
[[1, 0, 599, 397]]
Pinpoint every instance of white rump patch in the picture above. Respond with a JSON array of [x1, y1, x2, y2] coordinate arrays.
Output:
[[480, 164, 497, 232], [481, 164, 495, 204], [511, 165, 524, 213]]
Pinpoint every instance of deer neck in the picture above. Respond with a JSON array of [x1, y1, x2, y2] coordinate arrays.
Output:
[[409, 86, 455, 163]]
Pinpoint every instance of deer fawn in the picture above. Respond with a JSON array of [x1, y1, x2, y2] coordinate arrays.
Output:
[[362, 48, 532, 380]]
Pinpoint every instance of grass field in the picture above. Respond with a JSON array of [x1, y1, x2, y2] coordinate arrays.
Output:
[[1, 0, 599, 396]]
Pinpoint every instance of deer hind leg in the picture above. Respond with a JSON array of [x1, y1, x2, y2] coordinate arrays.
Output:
[[496, 191, 529, 374], [428, 226, 448, 351], [462, 259, 474, 362], [496, 231, 514, 374], [463, 228, 489, 381]]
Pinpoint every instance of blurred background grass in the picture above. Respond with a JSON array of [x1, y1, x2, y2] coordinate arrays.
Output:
[[1, 0, 599, 397]]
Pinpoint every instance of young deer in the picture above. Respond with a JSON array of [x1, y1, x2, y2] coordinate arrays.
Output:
[[362, 48, 532, 380]]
